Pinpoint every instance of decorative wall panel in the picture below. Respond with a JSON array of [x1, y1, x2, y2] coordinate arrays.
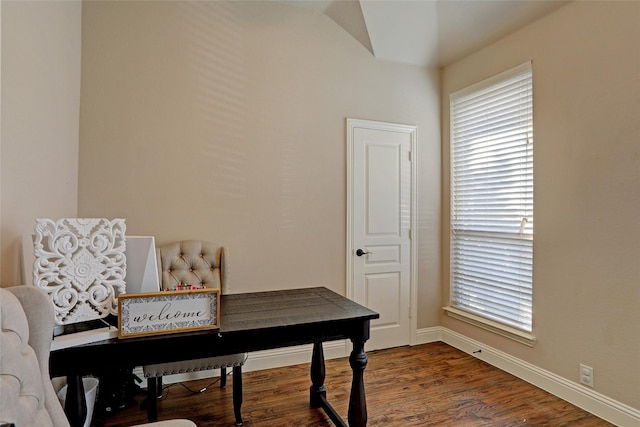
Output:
[[33, 218, 126, 325]]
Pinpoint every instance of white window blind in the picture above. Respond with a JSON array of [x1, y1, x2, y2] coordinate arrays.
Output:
[[450, 62, 533, 333]]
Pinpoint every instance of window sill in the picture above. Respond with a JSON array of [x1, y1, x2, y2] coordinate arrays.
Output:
[[443, 306, 537, 347]]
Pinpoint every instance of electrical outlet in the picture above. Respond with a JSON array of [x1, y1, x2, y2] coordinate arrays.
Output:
[[580, 364, 594, 387]]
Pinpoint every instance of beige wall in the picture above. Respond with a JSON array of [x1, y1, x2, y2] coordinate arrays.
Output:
[[0, 0, 81, 286], [77, 1, 442, 326], [441, 0, 639, 409], [3, 0, 636, 416]]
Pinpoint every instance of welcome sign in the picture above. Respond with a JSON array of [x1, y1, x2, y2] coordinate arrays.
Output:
[[118, 289, 220, 338]]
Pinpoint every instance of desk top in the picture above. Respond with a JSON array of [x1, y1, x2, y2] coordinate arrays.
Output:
[[221, 286, 378, 332], [50, 287, 379, 376]]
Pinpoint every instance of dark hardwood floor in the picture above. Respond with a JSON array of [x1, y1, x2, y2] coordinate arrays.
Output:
[[95, 342, 612, 426]]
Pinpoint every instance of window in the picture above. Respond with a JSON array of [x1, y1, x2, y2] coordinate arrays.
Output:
[[447, 62, 534, 345]]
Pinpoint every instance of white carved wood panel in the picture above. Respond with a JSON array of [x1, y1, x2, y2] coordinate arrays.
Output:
[[33, 218, 126, 325]]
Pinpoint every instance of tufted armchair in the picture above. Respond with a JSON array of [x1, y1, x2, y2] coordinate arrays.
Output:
[[0, 285, 196, 427], [142, 240, 245, 425]]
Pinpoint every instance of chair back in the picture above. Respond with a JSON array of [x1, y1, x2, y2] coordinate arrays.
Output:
[[156, 241, 228, 293], [0, 286, 70, 427], [1, 286, 197, 427]]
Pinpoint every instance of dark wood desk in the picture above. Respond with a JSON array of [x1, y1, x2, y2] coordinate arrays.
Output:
[[50, 287, 379, 427]]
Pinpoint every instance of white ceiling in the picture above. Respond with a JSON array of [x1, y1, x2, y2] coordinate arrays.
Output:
[[281, 0, 570, 67]]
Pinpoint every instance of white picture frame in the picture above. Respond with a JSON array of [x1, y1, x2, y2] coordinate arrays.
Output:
[[118, 288, 220, 339]]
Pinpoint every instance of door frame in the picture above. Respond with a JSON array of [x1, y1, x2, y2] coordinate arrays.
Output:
[[346, 118, 418, 346]]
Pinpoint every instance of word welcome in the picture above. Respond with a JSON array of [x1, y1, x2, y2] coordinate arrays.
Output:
[[132, 302, 205, 323], [118, 289, 220, 339]]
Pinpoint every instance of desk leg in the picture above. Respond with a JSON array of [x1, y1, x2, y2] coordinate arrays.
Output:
[[64, 374, 87, 427], [147, 377, 159, 422], [348, 338, 369, 427], [309, 340, 326, 408], [232, 365, 243, 425], [310, 341, 347, 427]]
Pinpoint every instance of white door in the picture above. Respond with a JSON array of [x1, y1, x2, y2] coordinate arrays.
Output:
[[347, 118, 416, 351]]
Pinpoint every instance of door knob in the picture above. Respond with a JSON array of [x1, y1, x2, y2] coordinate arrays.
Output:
[[356, 249, 372, 257]]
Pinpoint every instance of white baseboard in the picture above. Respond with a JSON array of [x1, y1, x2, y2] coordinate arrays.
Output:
[[416, 326, 640, 427], [415, 326, 442, 345]]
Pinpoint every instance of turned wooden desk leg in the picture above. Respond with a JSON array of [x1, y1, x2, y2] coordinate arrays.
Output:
[[348, 337, 369, 427], [147, 377, 159, 422], [309, 340, 326, 408], [232, 365, 243, 425], [64, 374, 87, 427]]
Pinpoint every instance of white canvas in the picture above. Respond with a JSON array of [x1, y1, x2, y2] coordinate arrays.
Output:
[[124, 236, 160, 294]]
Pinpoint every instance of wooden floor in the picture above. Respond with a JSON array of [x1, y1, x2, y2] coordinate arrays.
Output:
[[96, 342, 612, 426]]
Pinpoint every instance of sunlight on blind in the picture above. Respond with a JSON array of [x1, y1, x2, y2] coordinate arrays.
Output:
[[450, 62, 533, 333]]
